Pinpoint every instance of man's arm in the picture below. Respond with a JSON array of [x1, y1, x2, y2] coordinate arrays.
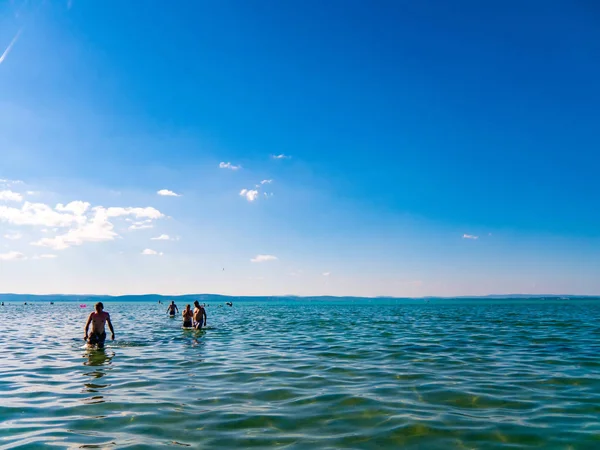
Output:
[[106, 314, 115, 340], [84, 313, 93, 340], [175, 305, 179, 313], [203, 309, 207, 326]]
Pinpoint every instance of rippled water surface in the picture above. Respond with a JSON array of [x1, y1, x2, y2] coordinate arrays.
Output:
[[1, 299, 600, 449]]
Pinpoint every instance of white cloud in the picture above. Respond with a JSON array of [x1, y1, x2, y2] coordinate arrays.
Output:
[[462, 234, 479, 240], [32, 207, 117, 250], [0, 179, 23, 186], [56, 201, 90, 216], [250, 254, 278, 263], [0, 251, 26, 261], [260, 179, 273, 184], [0, 184, 165, 251], [33, 254, 58, 259], [240, 189, 259, 202], [106, 207, 164, 219], [0, 202, 85, 227], [219, 162, 241, 170], [271, 154, 291, 160], [4, 232, 22, 240], [0, 190, 23, 202], [157, 189, 181, 197], [128, 220, 154, 230], [322, 272, 331, 276], [263, 192, 273, 199], [151, 234, 171, 240], [142, 248, 163, 256]]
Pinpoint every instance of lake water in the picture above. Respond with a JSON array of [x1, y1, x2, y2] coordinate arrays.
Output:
[[1, 299, 599, 449]]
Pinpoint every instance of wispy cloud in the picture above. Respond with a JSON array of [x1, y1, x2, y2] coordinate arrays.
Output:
[[157, 189, 181, 197], [271, 154, 291, 160], [462, 234, 479, 240], [150, 234, 171, 240], [0, 179, 23, 186], [240, 189, 259, 202], [107, 207, 163, 219], [128, 220, 153, 230], [4, 232, 22, 240], [250, 254, 278, 263], [142, 248, 163, 256], [322, 272, 331, 276], [33, 254, 58, 260], [260, 179, 273, 184], [0, 28, 22, 66], [219, 162, 241, 170], [0, 251, 26, 261], [0, 190, 23, 202]]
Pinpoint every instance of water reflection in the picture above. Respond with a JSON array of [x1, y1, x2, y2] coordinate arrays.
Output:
[[82, 348, 114, 402]]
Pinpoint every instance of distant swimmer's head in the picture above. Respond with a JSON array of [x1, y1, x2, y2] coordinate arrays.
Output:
[[95, 302, 104, 312]]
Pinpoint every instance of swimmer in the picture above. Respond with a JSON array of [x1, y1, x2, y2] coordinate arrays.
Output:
[[182, 304, 194, 328], [84, 302, 115, 348], [193, 300, 207, 330], [166, 301, 179, 317]]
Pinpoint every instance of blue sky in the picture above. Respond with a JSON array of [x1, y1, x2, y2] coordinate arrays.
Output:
[[0, 0, 599, 296]]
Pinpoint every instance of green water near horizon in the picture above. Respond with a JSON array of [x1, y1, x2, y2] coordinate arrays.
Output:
[[1, 300, 599, 449]]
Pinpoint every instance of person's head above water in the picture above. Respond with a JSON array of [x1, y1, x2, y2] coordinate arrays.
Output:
[[171, 301, 175, 305], [95, 302, 104, 312]]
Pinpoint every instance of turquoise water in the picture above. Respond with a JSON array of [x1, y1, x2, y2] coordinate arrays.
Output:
[[1, 299, 599, 449]]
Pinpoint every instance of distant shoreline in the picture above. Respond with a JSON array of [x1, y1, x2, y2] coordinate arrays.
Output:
[[0, 293, 598, 302]]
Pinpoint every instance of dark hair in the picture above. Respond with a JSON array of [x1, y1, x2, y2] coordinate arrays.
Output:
[[95, 302, 104, 310], [194, 300, 200, 306]]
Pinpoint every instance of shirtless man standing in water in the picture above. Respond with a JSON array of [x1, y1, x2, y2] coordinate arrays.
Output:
[[84, 302, 115, 347], [193, 300, 207, 330]]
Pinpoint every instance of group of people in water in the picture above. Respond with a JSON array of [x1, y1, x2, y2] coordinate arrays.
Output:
[[166, 300, 207, 329], [82, 299, 210, 348]]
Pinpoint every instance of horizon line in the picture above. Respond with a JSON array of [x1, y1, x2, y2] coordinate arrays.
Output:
[[0, 292, 597, 299]]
